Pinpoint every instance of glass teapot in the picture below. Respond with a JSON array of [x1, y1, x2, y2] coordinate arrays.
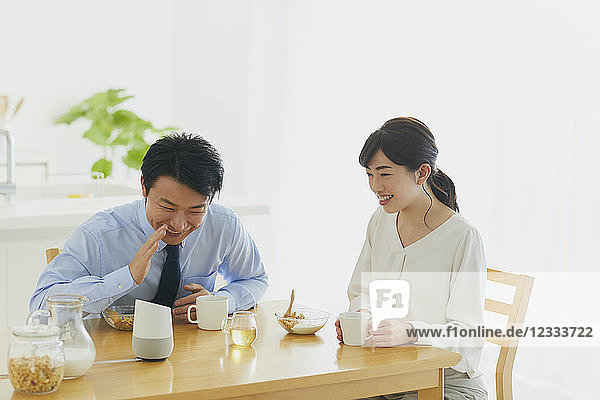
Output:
[[221, 311, 258, 346], [28, 294, 96, 379]]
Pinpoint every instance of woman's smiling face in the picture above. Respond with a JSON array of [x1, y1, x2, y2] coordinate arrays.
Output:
[[366, 149, 422, 214], [141, 176, 208, 245]]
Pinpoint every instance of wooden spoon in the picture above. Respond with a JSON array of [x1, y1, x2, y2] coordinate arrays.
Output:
[[0, 96, 8, 122], [11, 97, 24, 119], [283, 289, 295, 318]]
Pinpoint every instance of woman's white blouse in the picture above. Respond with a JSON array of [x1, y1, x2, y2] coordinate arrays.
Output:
[[348, 207, 486, 377]]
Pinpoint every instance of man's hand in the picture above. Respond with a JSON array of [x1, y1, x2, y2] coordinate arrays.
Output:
[[172, 283, 211, 321], [371, 319, 417, 347], [129, 225, 167, 285]]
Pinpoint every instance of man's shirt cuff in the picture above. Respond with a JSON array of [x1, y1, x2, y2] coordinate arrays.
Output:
[[101, 266, 138, 305]]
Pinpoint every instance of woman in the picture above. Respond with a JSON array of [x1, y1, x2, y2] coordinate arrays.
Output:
[[336, 117, 488, 400]]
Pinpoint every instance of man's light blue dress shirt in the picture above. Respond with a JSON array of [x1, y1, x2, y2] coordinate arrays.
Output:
[[30, 200, 268, 314]]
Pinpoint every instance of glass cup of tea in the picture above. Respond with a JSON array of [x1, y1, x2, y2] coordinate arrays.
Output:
[[221, 311, 257, 346]]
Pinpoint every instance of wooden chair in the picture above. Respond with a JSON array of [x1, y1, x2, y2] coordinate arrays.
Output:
[[485, 268, 534, 400], [45, 248, 62, 265]]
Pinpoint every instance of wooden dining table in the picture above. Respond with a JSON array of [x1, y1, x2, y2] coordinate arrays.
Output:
[[0, 300, 461, 399]]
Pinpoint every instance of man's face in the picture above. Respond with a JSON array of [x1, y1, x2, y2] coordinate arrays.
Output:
[[141, 175, 208, 245]]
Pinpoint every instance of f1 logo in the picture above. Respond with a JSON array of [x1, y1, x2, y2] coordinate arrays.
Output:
[[369, 280, 410, 330]]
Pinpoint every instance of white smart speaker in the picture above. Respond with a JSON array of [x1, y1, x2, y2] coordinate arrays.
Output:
[[132, 299, 174, 360]]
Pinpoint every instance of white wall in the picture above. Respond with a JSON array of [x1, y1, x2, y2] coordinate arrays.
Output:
[[244, 0, 287, 305], [170, 0, 252, 196], [0, 0, 172, 181]]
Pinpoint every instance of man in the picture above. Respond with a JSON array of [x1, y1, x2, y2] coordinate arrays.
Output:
[[30, 133, 268, 319]]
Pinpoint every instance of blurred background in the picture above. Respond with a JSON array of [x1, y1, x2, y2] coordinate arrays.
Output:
[[1, 1, 599, 399]]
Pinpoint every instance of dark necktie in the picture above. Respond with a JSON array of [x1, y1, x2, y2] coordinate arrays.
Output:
[[152, 244, 181, 308]]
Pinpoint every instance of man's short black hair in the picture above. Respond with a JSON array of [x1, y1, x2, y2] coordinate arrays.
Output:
[[141, 132, 224, 202]]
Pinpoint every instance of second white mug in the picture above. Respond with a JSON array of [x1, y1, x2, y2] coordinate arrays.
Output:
[[187, 295, 228, 330], [339, 311, 371, 346]]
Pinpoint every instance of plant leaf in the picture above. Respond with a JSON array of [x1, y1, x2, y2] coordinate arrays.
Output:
[[86, 92, 111, 112], [85, 89, 133, 113], [110, 129, 134, 146], [132, 129, 148, 144], [122, 144, 150, 170], [55, 105, 87, 124], [91, 158, 112, 179], [132, 117, 152, 132], [112, 109, 138, 128], [83, 121, 112, 145], [106, 89, 134, 107], [151, 126, 178, 134], [57, 88, 171, 175]]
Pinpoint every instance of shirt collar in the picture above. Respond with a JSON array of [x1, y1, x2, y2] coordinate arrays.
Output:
[[137, 199, 186, 252]]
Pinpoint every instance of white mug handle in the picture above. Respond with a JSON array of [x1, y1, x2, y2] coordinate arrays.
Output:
[[187, 304, 198, 324], [221, 316, 232, 334]]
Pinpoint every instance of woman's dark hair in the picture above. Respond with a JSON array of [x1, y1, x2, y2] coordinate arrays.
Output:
[[141, 132, 224, 202], [359, 117, 459, 223]]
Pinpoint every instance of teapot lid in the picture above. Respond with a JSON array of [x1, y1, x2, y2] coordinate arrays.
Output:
[[12, 309, 61, 338]]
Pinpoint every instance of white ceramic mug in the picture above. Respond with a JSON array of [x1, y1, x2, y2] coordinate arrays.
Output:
[[187, 295, 228, 330], [339, 311, 371, 346]]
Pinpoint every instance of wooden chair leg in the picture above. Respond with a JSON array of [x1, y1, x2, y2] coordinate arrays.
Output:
[[496, 362, 513, 400]]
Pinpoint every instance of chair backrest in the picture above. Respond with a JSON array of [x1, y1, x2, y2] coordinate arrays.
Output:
[[484, 268, 534, 400], [45, 248, 62, 265]]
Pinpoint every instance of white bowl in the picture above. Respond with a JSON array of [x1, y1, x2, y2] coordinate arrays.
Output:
[[274, 308, 329, 335]]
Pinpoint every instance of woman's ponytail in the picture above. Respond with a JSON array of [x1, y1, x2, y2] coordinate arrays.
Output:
[[428, 168, 459, 212]]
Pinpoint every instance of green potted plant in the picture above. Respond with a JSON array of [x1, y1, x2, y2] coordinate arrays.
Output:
[[56, 88, 174, 178]]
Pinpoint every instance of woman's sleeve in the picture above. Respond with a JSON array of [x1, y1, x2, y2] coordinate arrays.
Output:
[[347, 212, 379, 312], [407, 228, 486, 358]]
